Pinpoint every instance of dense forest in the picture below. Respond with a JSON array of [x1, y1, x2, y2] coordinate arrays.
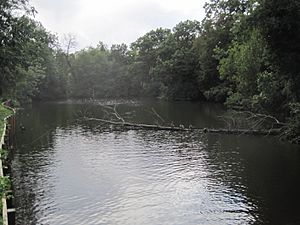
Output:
[[1, 0, 300, 142]]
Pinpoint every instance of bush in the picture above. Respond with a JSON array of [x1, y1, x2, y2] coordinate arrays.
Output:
[[204, 85, 231, 103], [284, 103, 300, 144]]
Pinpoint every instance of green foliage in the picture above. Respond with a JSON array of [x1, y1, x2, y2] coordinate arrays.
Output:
[[129, 28, 174, 97], [0, 0, 56, 102], [0, 176, 11, 223], [253, 0, 300, 103], [173, 20, 201, 48], [255, 71, 287, 111], [284, 103, 300, 144], [68, 44, 137, 99], [0, 104, 13, 224], [193, 0, 256, 103], [203, 85, 231, 103], [0, 105, 12, 137], [1, 0, 300, 142], [129, 23, 202, 100], [218, 29, 267, 99], [0, 176, 10, 199], [212, 0, 299, 116], [36, 50, 70, 100], [255, 0, 300, 75], [153, 46, 201, 100], [194, 22, 223, 97]]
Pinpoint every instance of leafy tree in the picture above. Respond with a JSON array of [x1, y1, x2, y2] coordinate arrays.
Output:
[[36, 49, 70, 100], [254, 0, 300, 101], [129, 28, 173, 96], [173, 20, 201, 48], [0, 0, 55, 102], [150, 21, 202, 100], [193, 0, 256, 102]]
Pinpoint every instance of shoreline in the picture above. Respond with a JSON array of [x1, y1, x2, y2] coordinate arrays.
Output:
[[0, 102, 15, 225]]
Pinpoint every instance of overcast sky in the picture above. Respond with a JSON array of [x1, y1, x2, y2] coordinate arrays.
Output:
[[30, 0, 207, 49]]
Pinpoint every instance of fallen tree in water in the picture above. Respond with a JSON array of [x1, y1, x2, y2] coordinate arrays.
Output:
[[82, 105, 283, 136], [84, 117, 282, 135]]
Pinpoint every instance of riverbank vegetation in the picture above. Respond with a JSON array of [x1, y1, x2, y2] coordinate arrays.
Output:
[[1, 0, 300, 142], [0, 106, 12, 139], [0, 104, 13, 224]]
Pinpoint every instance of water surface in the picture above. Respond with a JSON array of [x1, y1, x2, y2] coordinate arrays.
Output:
[[11, 100, 300, 225]]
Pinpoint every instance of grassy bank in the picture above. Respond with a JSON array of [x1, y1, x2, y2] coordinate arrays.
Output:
[[0, 106, 11, 139], [0, 104, 13, 225]]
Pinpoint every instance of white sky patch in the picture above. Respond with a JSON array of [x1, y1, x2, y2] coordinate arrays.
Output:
[[30, 0, 207, 49]]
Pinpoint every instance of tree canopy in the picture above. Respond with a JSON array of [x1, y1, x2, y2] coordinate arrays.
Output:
[[1, 0, 300, 142]]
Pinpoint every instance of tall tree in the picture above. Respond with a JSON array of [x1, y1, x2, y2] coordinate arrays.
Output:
[[255, 0, 300, 100], [0, 0, 55, 101]]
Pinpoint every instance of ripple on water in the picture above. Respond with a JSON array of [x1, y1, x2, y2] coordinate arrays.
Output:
[[13, 127, 260, 225]]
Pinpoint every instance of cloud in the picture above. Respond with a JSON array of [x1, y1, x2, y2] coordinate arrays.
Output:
[[32, 0, 80, 21], [79, 2, 182, 45], [30, 0, 206, 49]]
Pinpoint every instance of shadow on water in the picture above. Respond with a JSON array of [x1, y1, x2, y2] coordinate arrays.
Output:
[[11, 100, 300, 225], [203, 134, 300, 224]]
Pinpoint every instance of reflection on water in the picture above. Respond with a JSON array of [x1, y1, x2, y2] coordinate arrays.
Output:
[[11, 100, 300, 225]]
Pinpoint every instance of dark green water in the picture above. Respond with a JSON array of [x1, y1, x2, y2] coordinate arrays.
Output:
[[11, 100, 300, 225]]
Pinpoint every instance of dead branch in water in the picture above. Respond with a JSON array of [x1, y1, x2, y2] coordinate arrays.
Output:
[[83, 117, 282, 135], [232, 110, 286, 126], [218, 110, 287, 136], [151, 107, 165, 124], [82, 105, 282, 136], [84, 117, 190, 131]]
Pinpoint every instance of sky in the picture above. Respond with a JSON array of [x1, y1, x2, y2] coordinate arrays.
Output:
[[30, 0, 207, 49]]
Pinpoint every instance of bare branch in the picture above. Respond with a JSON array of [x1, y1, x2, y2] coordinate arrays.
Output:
[[61, 33, 77, 77], [83, 106, 283, 136], [62, 33, 77, 55], [151, 107, 165, 123], [113, 105, 125, 123], [233, 110, 286, 125], [83, 116, 282, 135]]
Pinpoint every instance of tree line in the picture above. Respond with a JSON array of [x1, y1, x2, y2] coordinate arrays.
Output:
[[1, 0, 300, 142]]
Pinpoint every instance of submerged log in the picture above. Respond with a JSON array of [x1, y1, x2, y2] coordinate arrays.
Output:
[[206, 128, 281, 135], [84, 117, 282, 136]]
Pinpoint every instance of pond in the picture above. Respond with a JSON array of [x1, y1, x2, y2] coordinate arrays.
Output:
[[11, 99, 300, 225]]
